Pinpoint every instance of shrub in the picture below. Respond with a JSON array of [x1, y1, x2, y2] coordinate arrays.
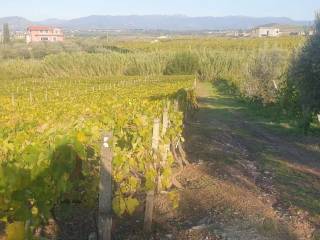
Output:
[[0, 44, 31, 59], [242, 49, 289, 104], [196, 50, 243, 82], [164, 51, 199, 75], [31, 43, 64, 59], [287, 13, 320, 131]]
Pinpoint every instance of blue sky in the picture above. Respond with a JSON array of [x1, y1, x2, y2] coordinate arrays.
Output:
[[1, 0, 319, 21]]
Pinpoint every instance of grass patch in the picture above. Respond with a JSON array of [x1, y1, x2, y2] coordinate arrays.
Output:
[[211, 80, 320, 136], [260, 154, 320, 218], [203, 81, 320, 224]]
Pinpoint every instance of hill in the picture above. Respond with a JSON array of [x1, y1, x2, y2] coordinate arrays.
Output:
[[0, 15, 312, 31], [0, 16, 31, 31]]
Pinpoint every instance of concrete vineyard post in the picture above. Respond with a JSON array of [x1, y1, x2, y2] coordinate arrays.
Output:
[[317, 114, 320, 123], [99, 132, 113, 240], [152, 118, 160, 151], [161, 103, 170, 167], [144, 118, 160, 233], [162, 107, 169, 136], [160, 107, 170, 191]]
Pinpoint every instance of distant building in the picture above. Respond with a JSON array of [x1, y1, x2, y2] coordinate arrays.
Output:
[[242, 32, 251, 37], [252, 27, 280, 37], [223, 30, 241, 38], [14, 31, 26, 40], [26, 26, 64, 44], [158, 35, 169, 39]]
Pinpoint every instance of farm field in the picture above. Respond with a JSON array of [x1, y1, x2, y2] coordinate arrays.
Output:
[[0, 34, 319, 239]]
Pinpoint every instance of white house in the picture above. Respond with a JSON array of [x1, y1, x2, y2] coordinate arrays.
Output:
[[252, 27, 280, 37], [26, 26, 64, 44]]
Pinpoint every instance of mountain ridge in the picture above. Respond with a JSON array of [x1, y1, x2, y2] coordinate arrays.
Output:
[[0, 15, 312, 31]]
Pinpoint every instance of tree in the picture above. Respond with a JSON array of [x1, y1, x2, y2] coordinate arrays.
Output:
[[287, 12, 320, 131], [3, 23, 10, 44]]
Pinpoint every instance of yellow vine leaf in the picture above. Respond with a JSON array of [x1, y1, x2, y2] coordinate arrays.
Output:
[[76, 132, 86, 143], [6, 221, 25, 240], [125, 197, 139, 215], [112, 196, 126, 217]]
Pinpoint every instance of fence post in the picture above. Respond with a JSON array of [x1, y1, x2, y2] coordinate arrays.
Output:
[[99, 132, 113, 240], [144, 118, 160, 233]]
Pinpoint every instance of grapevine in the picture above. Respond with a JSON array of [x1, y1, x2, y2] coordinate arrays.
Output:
[[0, 75, 196, 237]]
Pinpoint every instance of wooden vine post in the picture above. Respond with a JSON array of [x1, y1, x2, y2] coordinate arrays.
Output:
[[144, 118, 160, 233], [99, 132, 113, 240]]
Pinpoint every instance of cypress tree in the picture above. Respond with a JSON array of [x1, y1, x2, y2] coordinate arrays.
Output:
[[3, 23, 10, 44]]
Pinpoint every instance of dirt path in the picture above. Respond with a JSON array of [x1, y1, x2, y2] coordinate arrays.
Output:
[[151, 82, 320, 240]]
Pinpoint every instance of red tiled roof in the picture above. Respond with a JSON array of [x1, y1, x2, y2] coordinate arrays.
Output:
[[27, 26, 53, 31]]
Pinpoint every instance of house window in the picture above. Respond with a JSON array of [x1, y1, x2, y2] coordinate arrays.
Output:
[[53, 37, 57, 41], [41, 37, 49, 41]]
